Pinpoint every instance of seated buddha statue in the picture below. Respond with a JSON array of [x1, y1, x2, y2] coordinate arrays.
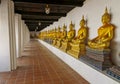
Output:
[[52, 28, 57, 45], [66, 21, 76, 42], [56, 26, 62, 39], [55, 26, 62, 47], [88, 8, 115, 49], [56, 24, 67, 48], [60, 21, 76, 52], [61, 24, 67, 41], [67, 16, 88, 58]]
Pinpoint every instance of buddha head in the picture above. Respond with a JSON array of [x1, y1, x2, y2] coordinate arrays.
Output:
[[69, 21, 74, 30], [55, 27, 57, 32], [58, 26, 61, 32], [63, 24, 67, 31], [102, 8, 111, 24], [80, 15, 85, 27]]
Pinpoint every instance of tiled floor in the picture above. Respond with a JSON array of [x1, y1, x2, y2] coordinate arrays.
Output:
[[0, 40, 89, 84]]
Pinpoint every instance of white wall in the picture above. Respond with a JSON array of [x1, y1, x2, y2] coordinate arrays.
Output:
[[42, 0, 120, 66]]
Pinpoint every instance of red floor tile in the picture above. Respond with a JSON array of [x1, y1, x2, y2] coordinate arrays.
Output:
[[0, 40, 89, 84]]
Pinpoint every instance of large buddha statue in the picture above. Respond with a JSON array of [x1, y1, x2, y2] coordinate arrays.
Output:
[[88, 8, 115, 49], [67, 16, 88, 58], [60, 21, 76, 52]]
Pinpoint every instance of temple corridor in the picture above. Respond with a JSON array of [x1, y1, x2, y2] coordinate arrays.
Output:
[[0, 39, 89, 84]]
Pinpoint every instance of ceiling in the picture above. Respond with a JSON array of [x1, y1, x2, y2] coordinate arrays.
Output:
[[12, 0, 85, 31]]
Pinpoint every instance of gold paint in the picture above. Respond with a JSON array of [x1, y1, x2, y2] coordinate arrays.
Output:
[[60, 22, 76, 52], [67, 16, 88, 58], [88, 8, 115, 49]]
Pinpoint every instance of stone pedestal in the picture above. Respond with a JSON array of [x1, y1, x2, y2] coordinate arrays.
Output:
[[60, 41, 69, 52], [52, 39, 57, 46], [55, 40, 62, 48], [46, 38, 52, 44], [67, 43, 85, 59], [80, 46, 113, 70], [107, 66, 120, 80]]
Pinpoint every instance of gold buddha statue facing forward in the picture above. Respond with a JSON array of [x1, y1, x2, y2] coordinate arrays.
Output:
[[67, 21, 76, 41], [56, 24, 67, 48], [60, 21, 75, 52], [56, 26, 62, 39], [55, 26, 62, 47], [88, 8, 115, 49], [67, 16, 88, 58], [52, 28, 57, 45], [72, 16, 87, 44], [61, 24, 67, 40]]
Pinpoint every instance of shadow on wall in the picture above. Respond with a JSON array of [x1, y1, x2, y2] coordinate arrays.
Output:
[[111, 41, 120, 66]]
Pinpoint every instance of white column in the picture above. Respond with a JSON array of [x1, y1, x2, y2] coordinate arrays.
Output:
[[15, 14, 22, 58], [20, 20, 24, 54], [8, 0, 17, 70], [24, 24, 30, 45], [0, 0, 16, 72]]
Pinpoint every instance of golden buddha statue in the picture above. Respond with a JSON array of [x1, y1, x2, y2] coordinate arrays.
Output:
[[52, 28, 57, 45], [67, 21, 76, 42], [61, 24, 67, 40], [88, 8, 115, 49], [55, 26, 62, 47], [56, 24, 67, 48], [56, 26, 62, 39], [60, 21, 76, 52], [67, 16, 88, 58], [72, 16, 87, 43]]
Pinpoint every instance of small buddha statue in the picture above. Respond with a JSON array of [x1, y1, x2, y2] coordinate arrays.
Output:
[[61, 24, 67, 40], [72, 16, 87, 44], [56, 24, 67, 48], [60, 21, 75, 52], [52, 28, 57, 45], [88, 8, 115, 49], [66, 21, 76, 42], [53, 28, 57, 39], [55, 26, 62, 47], [56, 26, 62, 39]]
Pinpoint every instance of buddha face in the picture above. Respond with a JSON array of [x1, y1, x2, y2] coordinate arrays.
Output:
[[102, 14, 110, 24], [63, 27, 65, 31], [58, 28, 60, 31], [69, 25, 73, 30], [80, 20, 85, 26]]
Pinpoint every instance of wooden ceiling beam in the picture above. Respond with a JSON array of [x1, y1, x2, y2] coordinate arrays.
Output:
[[22, 15, 61, 19], [28, 25, 48, 31], [25, 20, 53, 23], [15, 10, 66, 16], [25, 22, 53, 24], [22, 18, 58, 21], [13, 0, 85, 7], [15, 6, 72, 13]]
